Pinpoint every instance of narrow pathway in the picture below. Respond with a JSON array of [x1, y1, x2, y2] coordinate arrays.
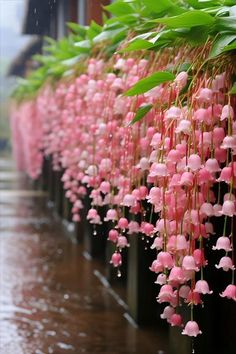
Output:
[[0, 157, 168, 354]]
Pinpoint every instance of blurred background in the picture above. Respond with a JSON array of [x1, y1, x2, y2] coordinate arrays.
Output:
[[0, 0, 110, 154]]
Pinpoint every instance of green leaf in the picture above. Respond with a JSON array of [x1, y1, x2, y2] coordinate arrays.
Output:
[[124, 71, 175, 96], [154, 10, 215, 28], [67, 22, 87, 37], [222, 40, 236, 51], [215, 16, 236, 31], [229, 83, 236, 94], [104, 1, 133, 16], [186, 0, 221, 9], [120, 38, 154, 52], [142, 0, 173, 13], [129, 104, 153, 125], [209, 34, 236, 58]]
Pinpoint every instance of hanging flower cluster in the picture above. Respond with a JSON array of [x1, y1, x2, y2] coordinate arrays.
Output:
[[11, 41, 236, 337]]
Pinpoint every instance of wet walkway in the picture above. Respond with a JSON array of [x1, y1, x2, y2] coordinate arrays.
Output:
[[0, 157, 168, 354]]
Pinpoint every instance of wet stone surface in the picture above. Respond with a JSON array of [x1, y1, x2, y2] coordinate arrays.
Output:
[[0, 159, 168, 354]]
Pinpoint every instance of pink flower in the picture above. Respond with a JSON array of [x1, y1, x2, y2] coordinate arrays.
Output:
[[175, 119, 191, 134], [151, 237, 163, 250], [196, 87, 213, 103], [160, 306, 175, 319], [217, 167, 232, 183], [182, 256, 199, 272], [182, 321, 202, 337], [220, 200, 236, 217], [180, 172, 194, 187], [157, 251, 174, 269], [149, 163, 168, 177], [168, 267, 186, 286], [220, 284, 236, 301], [205, 158, 221, 173], [165, 106, 182, 121], [123, 194, 136, 207], [220, 105, 234, 121], [168, 313, 183, 327], [157, 285, 176, 304], [117, 236, 129, 248], [194, 280, 213, 294], [213, 236, 232, 252], [104, 208, 118, 222], [174, 71, 188, 90], [221, 135, 236, 149], [108, 229, 119, 243], [155, 273, 167, 285], [117, 217, 129, 229], [127, 221, 140, 234], [187, 154, 202, 172], [215, 256, 235, 271], [110, 252, 122, 267]]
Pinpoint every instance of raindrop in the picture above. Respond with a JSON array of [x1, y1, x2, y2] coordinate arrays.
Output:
[[36, 20, 39, 27], [117, 269, 122, 277], [34, 8, 37, 14], [93, 230, 97, 236]]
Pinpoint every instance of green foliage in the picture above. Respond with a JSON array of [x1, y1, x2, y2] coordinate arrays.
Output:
[[128, 104, 153, 125], [12, 0, 236, 102], [124, 71, 175, 96]]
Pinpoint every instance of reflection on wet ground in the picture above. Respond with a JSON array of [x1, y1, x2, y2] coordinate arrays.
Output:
[[0, 158, 168, 354]]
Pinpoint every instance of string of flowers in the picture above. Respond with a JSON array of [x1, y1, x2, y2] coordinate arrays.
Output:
[[10, 0, 236, 340]]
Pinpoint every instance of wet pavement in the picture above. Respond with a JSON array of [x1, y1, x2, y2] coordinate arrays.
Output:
[[0, 157, 168, 354]]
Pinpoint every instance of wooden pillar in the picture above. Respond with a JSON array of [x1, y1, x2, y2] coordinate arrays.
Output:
[[86, 0, 110, 25]]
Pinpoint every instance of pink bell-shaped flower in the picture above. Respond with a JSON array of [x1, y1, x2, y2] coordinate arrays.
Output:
[[143, 222, 154, 236], [127, 221, 140, 235], [180, 172, 194, 187], [217, 167, 232, 183], [157, 251, 174, 269], [151, 237, 163, 250], [176, 234, 188, 251], [123, 194, 136, 207], [220, 284, 236, 301], [215, 256, 235, 271], [213, 236, 232, 252], [182, 321, 202, 337], [193, 249, 207, 267], [168, 266, 186, 286], [165, 106, 182, 121], [117, 236, 129, 248], [160, 306, 175, 319], [149, 163, 168, 177], [205, 158, 221, 173], [157, 284, 175, 304], [175, 119, 191, 134], [108, 229, 119, 243], [100, 181, 111, 194], [150, 260, 163, 273], [104, 208, 118, 221], [220, 104, 234, 121], [87, 208, 98, 219], [187, 154, 202, 172], [168, 313, 183, 327], [220, 200, 236, 217], [155, 273, 167, 285], [182, 255, 199, 272], [110, 252, 122, 267], [221, 135, 236, 149], [200, 202, 214, 217], [117, 217, 129, 229], [174, 71, 188, 90], [194, 280, 213, 294]]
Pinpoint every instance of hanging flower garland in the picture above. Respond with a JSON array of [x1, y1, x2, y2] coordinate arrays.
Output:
[[10, 0, 236, 339]]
